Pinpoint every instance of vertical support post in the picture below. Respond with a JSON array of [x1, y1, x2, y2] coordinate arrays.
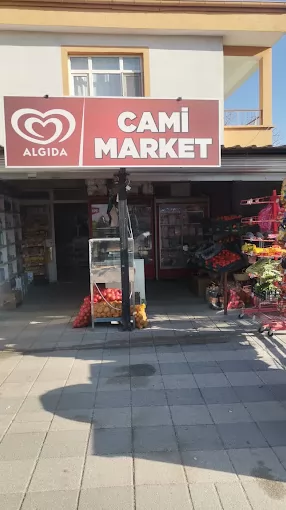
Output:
[[223, 272, 228, 316], [271, 189, 279, 234], [259, 48, 272, 126], [118, 168, 132, 331]]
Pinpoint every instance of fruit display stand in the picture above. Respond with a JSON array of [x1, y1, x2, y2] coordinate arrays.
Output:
[[89, 237, 135, 327], [239, 190, 286, 336]]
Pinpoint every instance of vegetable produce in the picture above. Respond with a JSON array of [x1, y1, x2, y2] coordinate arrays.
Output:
[[206, 250, 240, 270], [242, 243, 286, 257], [73, 296, 91, 328]]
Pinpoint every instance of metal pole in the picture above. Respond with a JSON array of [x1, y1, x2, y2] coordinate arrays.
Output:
[[118, 168, 132, 331]]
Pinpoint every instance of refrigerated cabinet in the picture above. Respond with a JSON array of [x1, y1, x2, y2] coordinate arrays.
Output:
[[157, 199, 209, 279]]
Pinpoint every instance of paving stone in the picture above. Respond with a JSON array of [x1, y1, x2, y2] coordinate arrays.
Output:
[[225, 372, 263, 386], [134, 451, 185, 485], [19, 395, 60, 413], [131, 376, 164, 391], [242, 480, 286, 509], [184, 352, 215, 363], [233, 385, 276, 402], [162, 374, 197, 389], [258, 370, 286, 385], [50, 409, 93, 431], [5, 369, 42, 384], [14, 410, 54, 423], [207, 403, 253, 424], [201, 387, 241, 405], [21, 490, 79, 510], [194, 373, 230, 388], [28, 457, 84, 492], [88, 427, 132, 455], [188, 362, 222, 374], [215, 481, 252, 509], [189, 483, 222, 510], [82, 455, 133, 488], [94, 390, 131, 408], [170, 405, 212, 425], [228, 447, 286, 483], [166, 389, 204, 406], [28, 381, 66, 397], [0, 383, 33, 398], [257, 421, 286, 446], [132, 406, 172, 427], [0, 397, 26, 415], [7, 422, 51, 434], [273, 446, 286, 469], [0, 493, 23, 510], [157, 353, 186, 363], [0, 459, 35, 493], [40, 430, 88, 458], [136, 485, 192, 510], [133, 425, 178, 453], [0, 432, 45, 461], [131, 390, 167, 407], [156, 345, 183, 353], [268, 384, 286, 401], [182, 450, 237, 483], [97, 377, 130, 392], [159, 363, 191, 375], [218, 360, 253, 373], [217, 423, 268, 449], [245, 401, 286, 422], [248, 360, 280, 371], [78, 487, 134, 510], [93, 407, 131, 428], [176, 424, 224, 451], [57, 393, 96, 411]]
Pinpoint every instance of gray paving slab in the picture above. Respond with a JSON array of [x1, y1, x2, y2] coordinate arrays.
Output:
[[224, 372, 263, 386], [176, 424, 224, 451], [0, 432, 45, 461], [93, 407, 131, 428], [50, 408, 93, 431], [188, 362, 222, 374], [21, 490, 79, 510], [0, 494, 23, 510], [228, 447, 286, 483], [134, 451, 185, 485], [273, 446, 286, 469], [136, 485, 193, 510], [165, 389, 204, 406], [200, 387, 241, 405], [133, 425, 178, 453], [0, 459, 35, 494], [233, 385, 276, 402], [207, 403, 253, 424], [131, 389, 167, 407], [57, 392, 96, 411], [0, 397, 25, 415], [215, 482, 252, 510], [257, 421, 286, 446], [258, 370, 286, 385], [159, 362, 191, 375], [94, 390, 131, 408], [78, 487, 134, 510], [87, 427, 132, 455], [162, 374, 197, 389], [132, 406, 172, 427], [267, 384, 286, 401], [217, 422, 268, 449], [28, 457, 84, 492], [182, 450, 237, 483], [40, 430, 89, 458], [82, 455, 133, 488], [242, 480, 286, 509], [194, 373, 231, 388], [189, 483, 222, 510], [131, 375, 164, 390], [245, 401, 286, 422], [170, 405, 213, 426]]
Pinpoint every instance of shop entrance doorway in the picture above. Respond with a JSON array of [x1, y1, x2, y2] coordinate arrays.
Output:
[[54, 202, 89, 283]]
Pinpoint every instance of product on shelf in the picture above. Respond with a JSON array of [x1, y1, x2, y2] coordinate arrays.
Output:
[[73, 296, 91, 328], [205, 249, 240, 271]]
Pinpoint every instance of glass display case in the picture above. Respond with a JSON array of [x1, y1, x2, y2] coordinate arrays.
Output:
[[159, 202, 208, 274], [89, 237, 135, 326]]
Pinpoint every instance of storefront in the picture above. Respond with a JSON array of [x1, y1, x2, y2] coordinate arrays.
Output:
[[1, 96, 286, 310]]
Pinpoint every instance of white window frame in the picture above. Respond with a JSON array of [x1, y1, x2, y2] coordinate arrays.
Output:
[[68, 55, 143, 97]]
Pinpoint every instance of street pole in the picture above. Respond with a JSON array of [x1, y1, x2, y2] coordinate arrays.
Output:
[[117, 168, 132, 331]]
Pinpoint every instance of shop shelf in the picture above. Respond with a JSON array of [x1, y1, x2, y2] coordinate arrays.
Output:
[[240, 196, 281, 206]]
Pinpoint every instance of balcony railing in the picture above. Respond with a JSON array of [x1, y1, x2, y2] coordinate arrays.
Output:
[[224, 109, 262, 126]]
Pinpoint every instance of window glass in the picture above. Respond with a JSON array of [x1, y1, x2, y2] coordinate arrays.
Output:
[[91, 57, 120, 71], [73, 76, 89, 96], [123, 57, 141, 72], [93, 74, 122, 96], [70, 57, 89, 70]]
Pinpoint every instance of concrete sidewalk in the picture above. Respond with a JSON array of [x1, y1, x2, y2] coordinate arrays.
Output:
[[1, 290, 286, 508]]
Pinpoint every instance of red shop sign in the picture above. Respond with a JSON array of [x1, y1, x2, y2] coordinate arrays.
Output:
[[4, 96, 220, 168]]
